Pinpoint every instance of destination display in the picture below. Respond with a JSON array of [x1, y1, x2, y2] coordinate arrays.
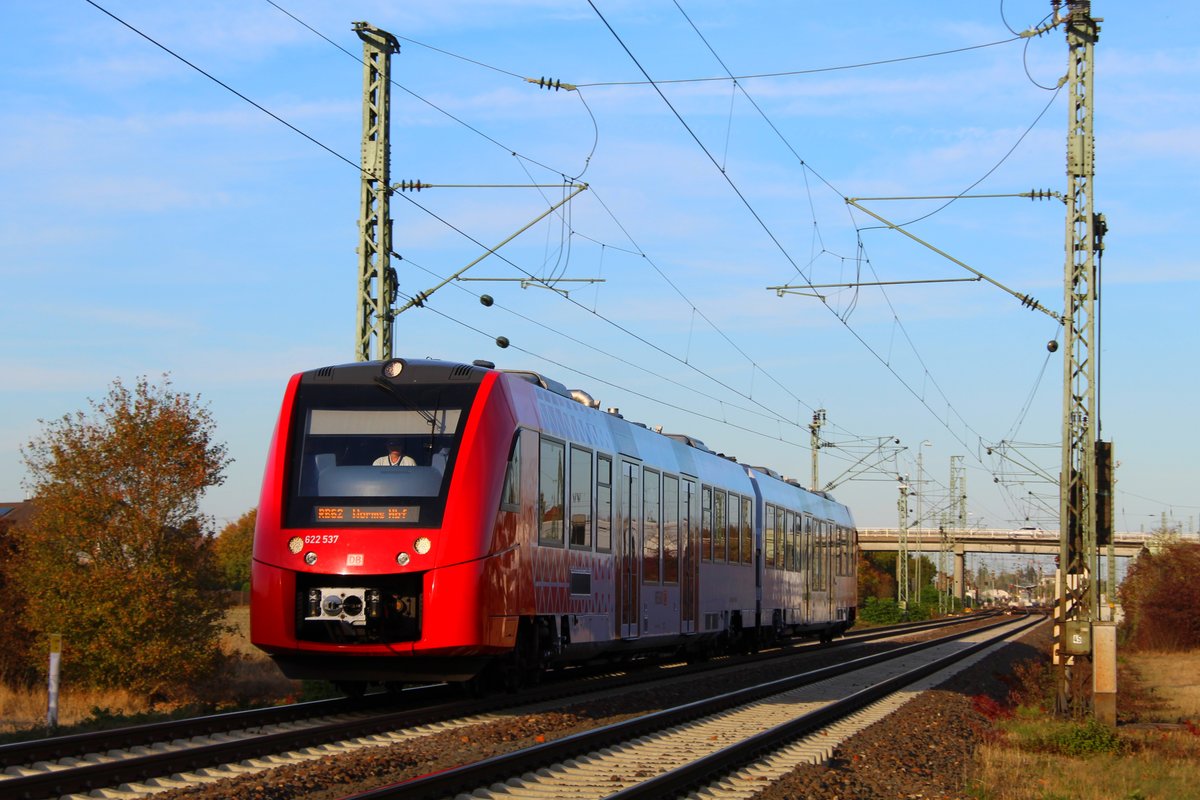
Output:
[[314, 505, 420, 523]]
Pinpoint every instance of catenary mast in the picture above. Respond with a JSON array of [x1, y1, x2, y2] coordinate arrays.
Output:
[[354, 23, 400, 362], [1055, 0, 1105, 717]]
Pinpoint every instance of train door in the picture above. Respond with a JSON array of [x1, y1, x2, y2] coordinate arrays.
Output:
[[616, 459, 641, 639], [802, 514, 813, 624], [679, 478, 699, 634]]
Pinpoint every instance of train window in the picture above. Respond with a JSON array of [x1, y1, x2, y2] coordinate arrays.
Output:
[[569, 446, 593, 550], [727, 493, 740, 565], [784, 510, 796, 572], [791, 511, 802, 572], [286, 379, 478, 528], [803, 514, 814, 581], [643, 469, 661, 583], [741, 496, 753, 565], [701, 487, 712, 562], [840, 525, 849, 575], [764, 505, 776, 571], [538, 438, 565, 547], [839, 526, 853, 576], [596, 455, 612, 552], [663, 475, 679, 583], [713, 489, 727, 563], [499, 432, 521, 512], [816, 520, 828, 591]]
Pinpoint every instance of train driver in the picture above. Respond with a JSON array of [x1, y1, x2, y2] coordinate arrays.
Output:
[[372, 441, 415, 467]]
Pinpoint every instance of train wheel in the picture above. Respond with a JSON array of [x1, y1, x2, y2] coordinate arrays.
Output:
[[499, 618, 542, 692]]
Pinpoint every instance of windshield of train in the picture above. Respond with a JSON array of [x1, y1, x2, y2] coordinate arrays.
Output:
[[285, 381, 478, 528]]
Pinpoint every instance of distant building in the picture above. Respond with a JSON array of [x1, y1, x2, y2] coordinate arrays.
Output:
[[0, 500, 34, 535]]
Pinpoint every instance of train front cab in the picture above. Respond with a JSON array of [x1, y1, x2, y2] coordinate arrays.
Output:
[[251, 359, 525, 685]]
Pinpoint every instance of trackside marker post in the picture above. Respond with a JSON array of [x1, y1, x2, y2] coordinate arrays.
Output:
[[47, 633, 62, 730]]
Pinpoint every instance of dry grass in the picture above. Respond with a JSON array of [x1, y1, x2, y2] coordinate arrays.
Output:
[[0, 685, 151, 735], [0, 606, 299, 740], [1123, 650, 1200, 722], [972, 741, 1200, 800], [969, 648, 1200, 800]]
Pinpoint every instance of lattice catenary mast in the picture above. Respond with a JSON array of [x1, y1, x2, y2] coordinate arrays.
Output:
[[1053, 0, 1112, 719], [354, 22, 400, 362]]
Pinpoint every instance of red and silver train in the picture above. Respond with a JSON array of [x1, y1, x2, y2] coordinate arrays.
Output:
[[251, 357, 858, 690]]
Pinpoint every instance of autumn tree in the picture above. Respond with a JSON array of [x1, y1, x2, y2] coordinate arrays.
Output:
[[15, 376, 232, 699], [1119, 541, 1200, 651], [213, 508, 256, 591], [857, 553, 896, 600], [0, 503, 36, 685]]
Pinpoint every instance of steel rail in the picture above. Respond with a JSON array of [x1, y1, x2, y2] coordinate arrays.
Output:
[[609, 615, 1043, 800], [0, 610, 990, 769], [0, 612, 1001, 798], [337, 614, 1032, 800]]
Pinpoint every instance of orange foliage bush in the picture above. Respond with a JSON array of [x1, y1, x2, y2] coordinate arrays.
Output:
[[1119, 541, 1200, 651]]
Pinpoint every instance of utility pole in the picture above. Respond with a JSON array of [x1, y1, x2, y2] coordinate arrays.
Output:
[[809, 409, 826, 491], [915, 441, 930, 605], [1053, 0, 1107, 719], [354, 22, 400, 362], [897, 478, 910, 612], [951, 455, 966, 606]]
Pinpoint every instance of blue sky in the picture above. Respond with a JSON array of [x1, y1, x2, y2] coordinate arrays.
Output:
[[2, 0, 1196, 533]]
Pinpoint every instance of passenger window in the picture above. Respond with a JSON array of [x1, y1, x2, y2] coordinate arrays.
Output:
[[596, 455, 612, 552], [701, 487, 713, 562], [784, 510, 796, 572], [538, 438, 565, 546], [741, 497, 753, 565], [569, 446, 593, 549], [727, 494, 740, 564], [499, 432, 521, 511], [663, 475, 679, 583], [643, 470, 661, 583], [713, 489, 727, 563], [765, 505, 776, 570]]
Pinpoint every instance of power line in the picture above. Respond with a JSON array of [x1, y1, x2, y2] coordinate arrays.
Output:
[[575, 36, 1023, 87]]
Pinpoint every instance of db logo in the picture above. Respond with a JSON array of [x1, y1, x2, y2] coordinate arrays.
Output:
[[346, 553, 364, 566]]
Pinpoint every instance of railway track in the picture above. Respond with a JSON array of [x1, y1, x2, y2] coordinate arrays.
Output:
[[0, 613, 1003, 800], [341, 613, 1042, 800]]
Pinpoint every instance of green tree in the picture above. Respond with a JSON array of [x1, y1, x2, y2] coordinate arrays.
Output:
[[15, 376, 232, 699], [213, 508, 256, 591]]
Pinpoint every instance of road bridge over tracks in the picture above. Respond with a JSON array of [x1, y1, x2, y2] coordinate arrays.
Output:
[[857, 528, 1152, 604]]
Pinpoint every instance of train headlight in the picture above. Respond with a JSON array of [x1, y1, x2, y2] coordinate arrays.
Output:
[[342, 595, 363, 617], [304, 551, 318, 566], [414, 536, 432, 555], [307, 588, 321, 617], [288, 536, 303, 554], [382, 358, 405, 378], [322, 594, 343, 616], [396, 552, 410, 566]]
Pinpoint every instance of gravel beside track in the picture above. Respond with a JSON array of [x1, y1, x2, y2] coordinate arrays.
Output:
[[157, 618, 1050, 800]]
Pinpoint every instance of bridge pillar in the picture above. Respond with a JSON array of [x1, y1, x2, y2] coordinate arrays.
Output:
[[954, 545, 966, 606]]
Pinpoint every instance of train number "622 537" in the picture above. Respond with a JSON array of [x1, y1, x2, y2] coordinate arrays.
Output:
[[304, 534, 339, 545]]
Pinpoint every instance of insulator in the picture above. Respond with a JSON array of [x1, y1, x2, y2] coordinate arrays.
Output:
[[413, 290, 428, 308], [398, 180, 426, 192]]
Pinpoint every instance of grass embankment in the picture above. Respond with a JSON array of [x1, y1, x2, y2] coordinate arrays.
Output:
[[970, 651, 1200, 800], [0, 606, 299, 740]]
